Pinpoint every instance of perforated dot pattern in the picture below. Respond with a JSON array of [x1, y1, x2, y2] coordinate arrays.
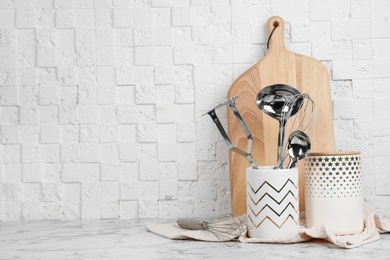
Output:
[[304, 155, 362, 199]]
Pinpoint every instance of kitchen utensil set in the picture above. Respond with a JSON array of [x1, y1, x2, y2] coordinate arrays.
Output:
[[256, 84, 303, 169], [204, 84, 316, 170]]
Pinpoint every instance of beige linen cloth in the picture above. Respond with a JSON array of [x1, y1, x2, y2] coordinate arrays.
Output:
[[146, 206, 390, 249]]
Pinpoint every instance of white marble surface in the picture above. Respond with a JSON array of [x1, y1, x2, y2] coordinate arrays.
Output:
[[1, 219, 390, 260]]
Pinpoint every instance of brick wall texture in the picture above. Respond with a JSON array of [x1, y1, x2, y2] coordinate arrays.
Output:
[[0, 0, 389, 221]]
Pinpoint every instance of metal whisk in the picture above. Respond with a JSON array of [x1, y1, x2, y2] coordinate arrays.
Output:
[[177, 214, 247, 245]]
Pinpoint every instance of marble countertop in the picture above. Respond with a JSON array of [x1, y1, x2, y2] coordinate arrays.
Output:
[[1, 219, 389, 260]]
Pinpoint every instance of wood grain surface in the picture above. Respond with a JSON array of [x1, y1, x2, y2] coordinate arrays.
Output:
[[227, 16, 336, 215]]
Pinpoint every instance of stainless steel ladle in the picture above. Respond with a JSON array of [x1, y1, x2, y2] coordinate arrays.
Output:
[[256, 84, 303, 169], [203, 96, 257, 169], [286, 130, 311, 169]]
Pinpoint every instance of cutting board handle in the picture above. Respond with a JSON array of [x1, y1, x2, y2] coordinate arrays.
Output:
[[267, 16, 285, 51]]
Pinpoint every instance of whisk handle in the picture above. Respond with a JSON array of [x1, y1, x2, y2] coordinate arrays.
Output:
[[177, 218, 206, 230]]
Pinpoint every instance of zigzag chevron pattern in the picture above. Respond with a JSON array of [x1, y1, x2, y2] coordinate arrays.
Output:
[[248, 202, 298, 217], [248, 213, 299, 229], [247, 178, 298, 229], [247, 190, 298, 206], [247, 179, 298, 194]]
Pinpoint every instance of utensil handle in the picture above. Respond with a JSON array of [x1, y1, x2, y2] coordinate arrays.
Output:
[[276, 121, 286, 168], [287, 158, 295, 169], [177, 218, 206, 230]]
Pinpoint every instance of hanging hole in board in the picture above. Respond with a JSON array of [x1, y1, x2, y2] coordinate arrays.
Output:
[[266, 23, 278, 49]]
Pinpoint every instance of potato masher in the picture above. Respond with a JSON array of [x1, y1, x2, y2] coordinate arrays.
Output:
[[204, 96, 257, 169]]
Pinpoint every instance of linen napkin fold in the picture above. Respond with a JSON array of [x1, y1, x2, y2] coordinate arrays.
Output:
[[146, 206, 390, 249]]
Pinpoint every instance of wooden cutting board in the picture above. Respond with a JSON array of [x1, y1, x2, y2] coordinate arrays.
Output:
[[227, 16, 336, 216]]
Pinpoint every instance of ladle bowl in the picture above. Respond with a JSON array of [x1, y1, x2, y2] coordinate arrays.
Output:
[[287, 130, 311, 168]]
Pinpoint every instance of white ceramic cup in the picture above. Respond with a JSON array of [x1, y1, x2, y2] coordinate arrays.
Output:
[[304, 151, 364, 235], [246, 166, 299, 238]]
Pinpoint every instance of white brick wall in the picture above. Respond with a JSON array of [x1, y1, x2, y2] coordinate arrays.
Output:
[[0, 0, 389, 221]]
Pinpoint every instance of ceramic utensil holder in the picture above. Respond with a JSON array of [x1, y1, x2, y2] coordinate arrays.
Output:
[[304, 152, 364, 235], [246, 166, 299, 238]]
